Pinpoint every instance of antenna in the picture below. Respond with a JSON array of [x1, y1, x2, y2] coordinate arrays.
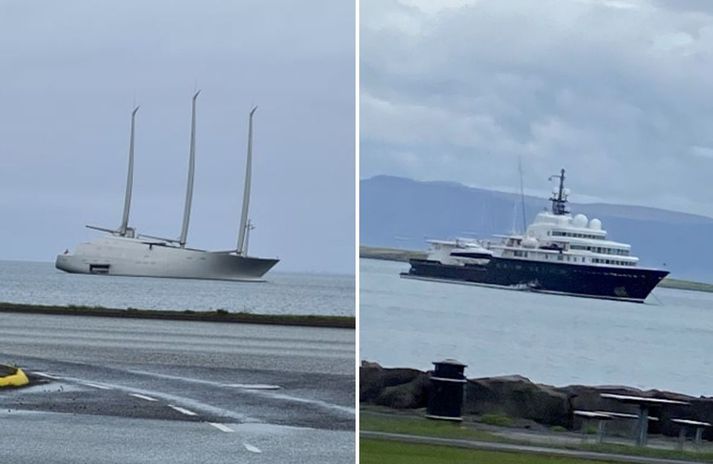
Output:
[[548, 168, 568, 215], [179, 90, 200, 247], [518, 156, 527, 233], [237, 106, 257, 255], [119, 106, 140, 237]]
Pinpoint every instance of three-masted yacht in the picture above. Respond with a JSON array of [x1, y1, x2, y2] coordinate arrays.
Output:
[[402, 170, 669, 302], [56, 93, 279, 281]]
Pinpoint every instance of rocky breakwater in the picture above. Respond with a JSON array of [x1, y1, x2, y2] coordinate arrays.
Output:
[[360, 361, 713, 439]]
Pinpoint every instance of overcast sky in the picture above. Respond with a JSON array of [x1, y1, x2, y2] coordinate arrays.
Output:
[[361, 0, 713, 216], [0, 0, 354, 274]]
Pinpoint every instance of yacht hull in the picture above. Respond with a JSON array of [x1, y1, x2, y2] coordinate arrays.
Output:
[[403, 258, 668, 303], [56, 236, 278, 282]]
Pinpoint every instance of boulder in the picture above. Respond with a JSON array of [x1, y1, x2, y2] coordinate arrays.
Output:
[[358, 363, 713, 438], [376, 373, 430, 409], [360, 362, 427, 405], [465, 375, 571, 427]]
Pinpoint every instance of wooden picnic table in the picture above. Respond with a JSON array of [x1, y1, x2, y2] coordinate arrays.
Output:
[[600, 393, 690, 446], [574, 410, 612, 443], [671, 418, 711, 449]]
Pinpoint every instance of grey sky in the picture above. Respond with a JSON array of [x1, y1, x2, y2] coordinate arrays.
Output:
[[0, 0, 354, 274], [361, 0, 713, 216]]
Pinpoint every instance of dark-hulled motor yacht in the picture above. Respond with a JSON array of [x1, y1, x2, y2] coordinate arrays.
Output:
[[401, 169, 669, 302]]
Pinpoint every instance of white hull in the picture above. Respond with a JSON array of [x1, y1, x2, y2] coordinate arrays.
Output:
[[56, 235, 278, 282]]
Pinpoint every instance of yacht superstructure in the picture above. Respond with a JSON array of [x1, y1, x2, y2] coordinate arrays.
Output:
[[402, 170, 668, 302], [56, 93, 279, 281]]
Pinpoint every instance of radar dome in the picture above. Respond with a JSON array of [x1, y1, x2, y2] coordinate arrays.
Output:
[[573, 214, 588, 228], [522, 237, 538, 248], [589, 218, 602, 230]]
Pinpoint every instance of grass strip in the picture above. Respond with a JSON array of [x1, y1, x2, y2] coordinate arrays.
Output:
[[361, 411, 506, 442], [361, 439, 622, 464], [0, 302, 354, 329], [361, 411, 713, 463]]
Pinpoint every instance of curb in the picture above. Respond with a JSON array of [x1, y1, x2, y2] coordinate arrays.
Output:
[[0, 364, 30, 388]]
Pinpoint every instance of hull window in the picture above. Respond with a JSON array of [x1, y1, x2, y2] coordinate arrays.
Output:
[[89, 264, 110, 274]]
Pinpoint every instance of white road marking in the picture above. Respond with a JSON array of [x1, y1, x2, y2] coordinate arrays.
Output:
[[208, 422, 234, 433], [127, 370, 352, 415], [224, 383, 281, 390], [34, 372, 61, 380], [168, 405, 197, 416], [130, 393, 158, 402], [81, 382, 111, 390], [243, 443, 262, 454]]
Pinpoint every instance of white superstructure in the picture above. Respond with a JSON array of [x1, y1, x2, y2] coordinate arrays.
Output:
[[56, 93, 279, 281], [427, 169, 644, 270], [488, 209, 637, 267]]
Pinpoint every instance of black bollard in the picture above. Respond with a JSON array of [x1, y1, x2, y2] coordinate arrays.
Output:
[[425, 358, 467, 421]]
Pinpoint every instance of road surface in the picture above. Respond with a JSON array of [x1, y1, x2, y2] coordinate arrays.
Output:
[[0, 312, 354, 463]]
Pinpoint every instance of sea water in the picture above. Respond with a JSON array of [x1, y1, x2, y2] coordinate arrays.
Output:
[[361, 258, 713, 396], [0, 260, 354, 316]]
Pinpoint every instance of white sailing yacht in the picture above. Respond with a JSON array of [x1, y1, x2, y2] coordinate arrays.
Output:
[[56, 92, 279, 281]]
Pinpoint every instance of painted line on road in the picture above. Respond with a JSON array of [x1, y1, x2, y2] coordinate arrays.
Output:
[[130, 393, 158, 402], [243, 443, 262, 454], [46, 374, 251, 422], [127, 370, 353, 415], [81, 382, 112, 390], [224, 383, 281, 390], [208, 422, 234, 433], [34, 372, 62, 380], [168, 405, 198, 416]]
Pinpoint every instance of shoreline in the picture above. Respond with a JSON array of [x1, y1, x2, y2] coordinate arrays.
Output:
[[0, 302, 355, 329], [361, 362, 711, 440], [360, 245, 713, 294]]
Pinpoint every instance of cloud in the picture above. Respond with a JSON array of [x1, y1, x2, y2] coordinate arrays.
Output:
[[361, 0, 713, 217], [0, 0, 355, 273]]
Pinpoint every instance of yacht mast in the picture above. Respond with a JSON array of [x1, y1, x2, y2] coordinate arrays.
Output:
[[236, 106, 257, 255], [119, 106, 140, 237], [517, 156, 527, 233], [549, 168, 569, 216], [179, 90, 200, 247]]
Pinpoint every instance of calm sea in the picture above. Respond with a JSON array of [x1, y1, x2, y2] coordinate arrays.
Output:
[[361, 258, 713, 396], [0, 261, 354, 316]]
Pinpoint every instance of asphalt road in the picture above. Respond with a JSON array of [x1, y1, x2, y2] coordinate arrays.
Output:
[[0, 312, 355, 463]]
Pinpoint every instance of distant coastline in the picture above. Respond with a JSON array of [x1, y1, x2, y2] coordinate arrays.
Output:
[[360, 245, 713, 294], [0, 302, 355, 329]]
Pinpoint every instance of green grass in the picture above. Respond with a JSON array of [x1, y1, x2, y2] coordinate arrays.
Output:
[[579, 442, 713, 463], [361, 411, 713, 462], [659, 278, 713, 293], [361, 412, 504, 442], [0, 302, 354, 329], [359, 245, 426, 262], [360, 439, 621, 464], [480, 413, 514, 427], [582, 424, 598, 435]]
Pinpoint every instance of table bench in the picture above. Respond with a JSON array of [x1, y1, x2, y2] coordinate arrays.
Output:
[[671, 418, 711, 450], [574, 410, 659, 444], [600, 393, 690, 447]]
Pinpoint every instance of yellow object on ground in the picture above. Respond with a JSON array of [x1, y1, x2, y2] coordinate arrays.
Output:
[[0, 365, 29, 387]]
